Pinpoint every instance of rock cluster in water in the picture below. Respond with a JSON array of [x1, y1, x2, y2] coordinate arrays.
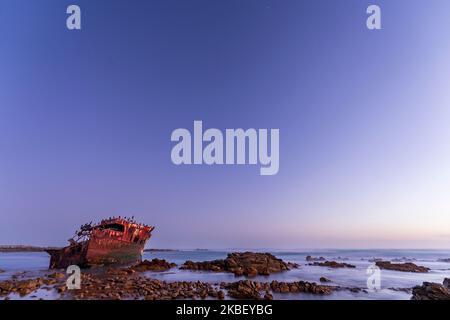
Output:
[[306, 256, 325, 262], [375, 261, 429, 273], [222, 280, 333, 299], [70, 273, 225, 300], [0, 271, 337, 300], [71, 273, 337, 300], [6, 266, 448, 300], [412, 278, 450, 300], [129, 259, 177, 272], [180, 252, 299, 276], [0, 272, 64, 297], [309, 261, 356, 269], [320, 277, 331, 282], [4, 251, 447, 300]]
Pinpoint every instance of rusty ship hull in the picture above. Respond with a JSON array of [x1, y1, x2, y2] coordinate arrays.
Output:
[[46, 218, 154, 269]]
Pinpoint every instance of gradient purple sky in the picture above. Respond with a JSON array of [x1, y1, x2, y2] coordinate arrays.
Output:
[[1, 0, 450, 249]]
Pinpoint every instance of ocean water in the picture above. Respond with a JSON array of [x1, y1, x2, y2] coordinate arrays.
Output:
[[1, 249, 449, 300]]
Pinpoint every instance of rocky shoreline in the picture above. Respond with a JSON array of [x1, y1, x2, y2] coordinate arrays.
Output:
[[1, 251, 449, 300], [4, 267, 435, 300], [0, 269, 341, 300], [0, 252, 345, 300], [412, 278, 450, 300], [0, 245, 61, 253]]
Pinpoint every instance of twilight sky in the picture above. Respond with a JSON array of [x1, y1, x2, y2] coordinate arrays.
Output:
[[1, 0, 450, 249]]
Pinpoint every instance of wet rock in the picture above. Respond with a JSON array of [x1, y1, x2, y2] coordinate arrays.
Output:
[[45, 278, 58, 285], [12, 271, 26, 279], [0, 281, 14, 295], [181, 260, 225, 272], [107, 268, 133, 276], [310, 261, 356, 269], [388, 287, 412, 293], [0, 277, 50, 297], [287, 262, 300, 269], [68, 272, 227, 301], [412, 279, 450, 300], [246, 267, 259, 277], [306, 256, 325, 262], [47, 272, 65, 279], [320, 277, 331, 283], [181, 252, 297, 276], [130, 259, 177, 272], [224, 280, 262, 299], [0, 269, 4, 274], [270, 280, 333, 295], [0, 261, 348, 300], [375, 261, 429, 273], [57, 285, 67, 293], [264, 292, 273, 300]]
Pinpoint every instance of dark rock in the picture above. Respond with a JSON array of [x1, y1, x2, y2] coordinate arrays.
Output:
[[320, 277, 331, 282], [181, 252, 296, 276], [375, 261, 429, 273], [47, 272, 65, 279], [306, 256, 325, 262], [264, 292, 273, 300], [245, 267, 259, 277], [388, 287, 412, 293], [279, 283, 290, 293], [130, 259, 177, 272], [106, 268, 131, 276], [443, 278, 449, 289], [180, 260, 225, 272], [412, 280, 450, 300], [270, 280, 333, 295], [224, 280, 262, 299], [57, 285, 67, 293], [310, 261, 356, 269], [0, 277, 53, 297]]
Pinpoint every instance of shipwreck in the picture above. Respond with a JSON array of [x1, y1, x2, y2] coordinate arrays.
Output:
[[46, 217, 154, 269]]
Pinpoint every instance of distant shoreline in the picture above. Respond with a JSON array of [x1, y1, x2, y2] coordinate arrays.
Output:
[[2, 245, 449, 253], [0, 245, 61, 253], [0, 245, 185, 253], [143, 248, 180, 252]]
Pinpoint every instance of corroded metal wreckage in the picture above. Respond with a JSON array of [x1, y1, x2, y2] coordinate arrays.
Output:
[[46, 217, 154, 269]]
